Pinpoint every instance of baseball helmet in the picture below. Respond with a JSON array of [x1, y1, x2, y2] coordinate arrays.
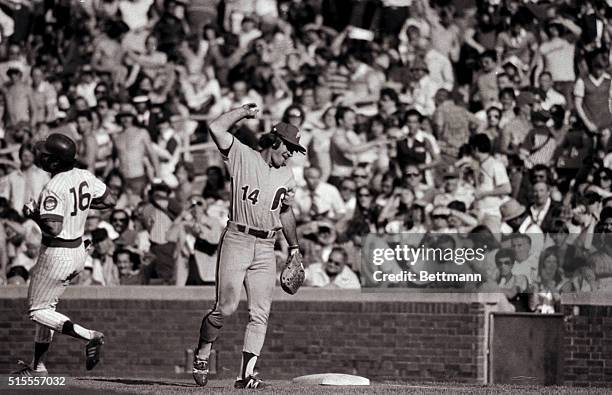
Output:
[[34, 133, 77, 169]]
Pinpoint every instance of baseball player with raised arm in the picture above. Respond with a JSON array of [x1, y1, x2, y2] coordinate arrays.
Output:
[[13, 133, 117, 376], [192, 104, 305, 389]]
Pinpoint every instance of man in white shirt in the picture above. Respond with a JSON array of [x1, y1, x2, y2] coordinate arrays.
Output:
[[304, 247, 360, 289], [509, 233, 539, 286], [294, 167, 345, 221], [470, 134, 512, 219], [2, 143, 49, 213], [537, 72, 566, 111]]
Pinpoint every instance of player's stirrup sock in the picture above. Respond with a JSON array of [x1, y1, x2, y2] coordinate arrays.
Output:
[[196, 343, 212, 360], [61, 321, 94, 341], [240, 352, 257, 379], [32, 342, 50, 371]]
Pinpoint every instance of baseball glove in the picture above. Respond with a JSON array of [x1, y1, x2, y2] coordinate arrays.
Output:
[[280, 250, 305, 295]]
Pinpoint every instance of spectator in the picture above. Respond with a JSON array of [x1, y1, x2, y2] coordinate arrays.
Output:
[[328, 106, 384, 187], [113, 248, 145, 285], [304, 246, 360, 289], [1, 143, 49, 213], [3, 68, 37, 131], [294, 166, 345, 223], [470, 133, 512, 222], [109, 103, 160, 198], [530, 246, 563, 314], [109, 208, 138, 249], [495, 247, 530, 312], [168, 195, 223, 286], [91, 228, 120, 287], [574, 49, 612, 149], [141, 182, 179, 285]]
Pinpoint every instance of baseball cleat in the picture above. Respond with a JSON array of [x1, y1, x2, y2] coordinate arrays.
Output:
[[192, 356, 210, 387], [234, 373, 264, 389], [85, 331, 104, 370], [11, 360, 48, 376]]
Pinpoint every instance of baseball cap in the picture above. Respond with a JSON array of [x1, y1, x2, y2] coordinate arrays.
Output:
[[271, 122, 306, 154]]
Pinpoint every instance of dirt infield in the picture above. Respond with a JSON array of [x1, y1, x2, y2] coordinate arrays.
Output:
[[5, 377, 610, 395]]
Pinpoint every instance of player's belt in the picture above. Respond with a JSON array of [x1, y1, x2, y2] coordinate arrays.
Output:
[[227, 221, 278, 239], [42, 236, 83, 248]]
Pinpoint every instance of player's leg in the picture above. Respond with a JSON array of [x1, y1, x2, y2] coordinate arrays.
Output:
[[193, 230, 253, 386], [235, 238, 276, 389], [28, 247, 104, 370]]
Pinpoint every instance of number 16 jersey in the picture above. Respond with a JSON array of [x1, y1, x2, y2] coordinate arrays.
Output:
[[223, 137, 297, 230], [38, 168, 108, 239]]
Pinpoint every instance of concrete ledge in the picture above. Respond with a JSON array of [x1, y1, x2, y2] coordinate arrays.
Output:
[[561, 292, 612, 306], [1, 285, 509, 305]]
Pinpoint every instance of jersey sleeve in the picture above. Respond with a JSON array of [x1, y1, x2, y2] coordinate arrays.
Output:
[[89, 173, 108, 199], [39, 183, 64, 221], [222, 136, 251, 175]]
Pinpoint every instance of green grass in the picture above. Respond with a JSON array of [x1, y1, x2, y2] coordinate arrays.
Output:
[[37, 377, 610, 395]]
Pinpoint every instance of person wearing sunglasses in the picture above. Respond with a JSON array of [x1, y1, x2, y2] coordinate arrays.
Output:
[[495, 247, 530, 312], [109, 208, 138, 249]]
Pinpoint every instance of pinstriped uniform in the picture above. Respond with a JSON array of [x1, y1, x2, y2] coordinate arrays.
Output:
[[27, 168, 107, 343], [201, 136, 296, 356]]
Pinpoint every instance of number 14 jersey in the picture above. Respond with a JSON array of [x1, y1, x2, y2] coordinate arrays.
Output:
[[223, 137, 297, 230], [38, 168, 108, 239]]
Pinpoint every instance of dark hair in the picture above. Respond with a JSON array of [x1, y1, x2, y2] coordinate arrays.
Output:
[[495, 248, 516, 266], [584, 190, 603, 205], [529, 164, 550, 182], [448, 200, 466, 212], [595, 167, 612, 187], [105, 169, 125, 193], [18, 142, 34, 159], [7, 265, 29, 282], [469, 133, 492, 153], [538, 246, 563, 283], [480, 49, 497, 61], [110, 208, 129, 221], [335, 106, 354, 125], [379, 87, 399, 105], [113, 248, 141, 271], [403, 109, 423, 124], [329, 246, 348, 261], [281, 104, 305, 125], [258, 132, 282, 150], [75, 110, 92, 122]]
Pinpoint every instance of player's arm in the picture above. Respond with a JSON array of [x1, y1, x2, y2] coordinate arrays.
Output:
[[89, 189, 117, 210], [280, 204, 299, 254], [24, 196, 64, 237], [89, 175, 118, 210], [208, 104, 259, 152]]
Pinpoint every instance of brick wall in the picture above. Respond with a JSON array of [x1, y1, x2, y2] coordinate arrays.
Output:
[[561, 294, 612, 387], [0, 287, 504, 383]]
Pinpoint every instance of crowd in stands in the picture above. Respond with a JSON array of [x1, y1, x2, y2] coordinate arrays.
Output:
[[1, 0, 612, 313]]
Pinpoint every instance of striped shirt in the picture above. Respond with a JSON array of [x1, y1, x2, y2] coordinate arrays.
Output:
[[38, 168, 107, 239]]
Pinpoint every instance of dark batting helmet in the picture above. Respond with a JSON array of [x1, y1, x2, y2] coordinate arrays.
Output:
[[34, 133, 77, 171]]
